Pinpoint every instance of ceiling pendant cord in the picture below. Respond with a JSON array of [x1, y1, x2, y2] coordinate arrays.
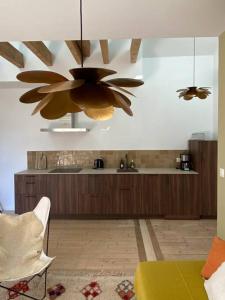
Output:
[[193, 37, 196, 87], [80, 0, 84, 68]]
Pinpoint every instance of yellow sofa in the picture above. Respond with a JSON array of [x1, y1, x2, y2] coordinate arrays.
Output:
[[135, 261, 208, 300]]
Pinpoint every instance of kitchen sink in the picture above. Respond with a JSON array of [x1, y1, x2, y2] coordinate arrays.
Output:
[[117, 168, 139, 173], [49, 168, 82, 173]]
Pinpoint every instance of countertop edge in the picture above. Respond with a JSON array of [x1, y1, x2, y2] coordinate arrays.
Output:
[[15, 168, 199, 175]]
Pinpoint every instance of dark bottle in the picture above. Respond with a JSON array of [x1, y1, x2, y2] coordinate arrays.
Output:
[[125, 154, 129, 169], [120, 159, 125, 169]]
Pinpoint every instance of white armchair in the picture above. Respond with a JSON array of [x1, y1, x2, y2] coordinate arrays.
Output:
[[0, 197, 54, 300]]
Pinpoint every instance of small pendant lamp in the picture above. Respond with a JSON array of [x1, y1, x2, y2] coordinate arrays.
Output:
[[177, 37, 211, 101]]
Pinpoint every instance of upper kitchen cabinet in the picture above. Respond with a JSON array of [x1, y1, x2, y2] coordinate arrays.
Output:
[[189, 140, 218, 218]]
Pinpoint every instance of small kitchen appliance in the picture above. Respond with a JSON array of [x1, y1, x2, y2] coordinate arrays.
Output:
[[93, 158, 104, 169], [180, 154, 192, 171]]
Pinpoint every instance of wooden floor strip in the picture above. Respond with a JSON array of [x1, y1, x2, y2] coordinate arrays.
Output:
[[134, 220, 147, 262], [145, 219, 164, 260], [139, 220, 157, 261]]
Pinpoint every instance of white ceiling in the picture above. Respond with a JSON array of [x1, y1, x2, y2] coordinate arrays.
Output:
[[0, 0, 225, 41]]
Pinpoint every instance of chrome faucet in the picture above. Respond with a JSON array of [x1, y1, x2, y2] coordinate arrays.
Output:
[[57, 156, 64, 167]]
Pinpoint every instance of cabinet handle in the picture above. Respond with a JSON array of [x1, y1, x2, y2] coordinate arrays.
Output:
[[24, 195, 36, 198], [26, 182, 35, 185]]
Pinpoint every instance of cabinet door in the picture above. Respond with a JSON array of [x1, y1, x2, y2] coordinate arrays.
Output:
[[77, 175, 113, 215], [141, 175, 166, 216], [201, 141, 217, 217], [189, 140, 217, 218], [113, 175, 141, 215], [165, 175, 199, 219], [44, 174, 78, 217]]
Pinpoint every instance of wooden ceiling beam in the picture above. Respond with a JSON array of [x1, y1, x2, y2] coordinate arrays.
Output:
[[65, 40, 82, 65], [99, 40, 109, 64], [130, 38, 142, 63], [23, 41, 53, 66], [0, 42, 24, 68], [76, 40, 91, 57]]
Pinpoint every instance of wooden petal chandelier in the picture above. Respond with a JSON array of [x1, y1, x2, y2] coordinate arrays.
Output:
[[177, 37, 211, 101], [16, 0, 144, 121], [17, 69, 143, 120]]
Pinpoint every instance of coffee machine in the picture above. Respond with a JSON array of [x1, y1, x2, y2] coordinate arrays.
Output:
[[180, 154, 192, 171]]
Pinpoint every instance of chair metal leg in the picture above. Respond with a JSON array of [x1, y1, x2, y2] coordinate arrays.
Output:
[[46, 216, 50, 256], [0, 268, 49, 300]]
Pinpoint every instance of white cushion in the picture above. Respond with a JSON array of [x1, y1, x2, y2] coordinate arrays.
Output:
[[204, 261, 225, 300]]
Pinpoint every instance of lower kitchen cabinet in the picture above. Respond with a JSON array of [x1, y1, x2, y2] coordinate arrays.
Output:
[[76, 175, 114, 215], [113, 175, 141, 215], [164, 175, 199, 219], [47, 175, 76, 217], [141, 175, 166, 216], [15, 174, 46, 196], [15, 174, 47, 214], [15, 194, 41, 214], [15, 173, 200, 219]]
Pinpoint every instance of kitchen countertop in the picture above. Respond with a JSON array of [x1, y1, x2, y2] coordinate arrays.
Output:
[[15, 168, 198, 175]]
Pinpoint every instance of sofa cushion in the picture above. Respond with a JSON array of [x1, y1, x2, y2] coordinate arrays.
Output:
[[135, 261, 208, 300], [201, 236, 225, 279], [204, 261, 225, 300]]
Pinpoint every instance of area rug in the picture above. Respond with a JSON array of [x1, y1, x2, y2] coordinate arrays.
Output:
[[0, 219, 159, 299], [0, 274, 136, 300]]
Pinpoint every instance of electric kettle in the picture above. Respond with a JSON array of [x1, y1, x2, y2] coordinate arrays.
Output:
[[93, 158, 104, 169]]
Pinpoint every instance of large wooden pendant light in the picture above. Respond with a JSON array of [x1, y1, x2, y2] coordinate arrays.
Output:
[[17, 0, 144, 120], [177, 37, 211, 101]]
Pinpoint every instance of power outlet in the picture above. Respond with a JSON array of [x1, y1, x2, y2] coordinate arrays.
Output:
[[220, 168, 225, 178]]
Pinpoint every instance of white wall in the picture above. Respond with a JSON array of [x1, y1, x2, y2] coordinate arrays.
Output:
[[0, 38, 218, 210]]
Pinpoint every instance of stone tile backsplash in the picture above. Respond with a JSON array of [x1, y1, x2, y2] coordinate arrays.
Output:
[[27, 150, 186, 169]]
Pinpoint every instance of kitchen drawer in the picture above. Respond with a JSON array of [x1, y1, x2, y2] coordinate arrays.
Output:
[[14, 175, 47, 195], [15, 194, 40, 214]]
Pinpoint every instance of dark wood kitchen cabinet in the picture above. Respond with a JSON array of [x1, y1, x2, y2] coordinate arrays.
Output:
[[189, 140, 217, 217], [113, 175, 141, 215], [15, 174, 78, 217], [76, 175, 114, 215], [164, 175, 199, 219], [141, 175, 166, 216], [15, 175, 46, 213], [15, 174, 46, 196], [15, 172, 200, 219], [46, 175, 77, 216]]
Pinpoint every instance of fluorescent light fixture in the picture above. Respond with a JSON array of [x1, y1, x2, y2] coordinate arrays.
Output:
[[40, 128, 89, 133]]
